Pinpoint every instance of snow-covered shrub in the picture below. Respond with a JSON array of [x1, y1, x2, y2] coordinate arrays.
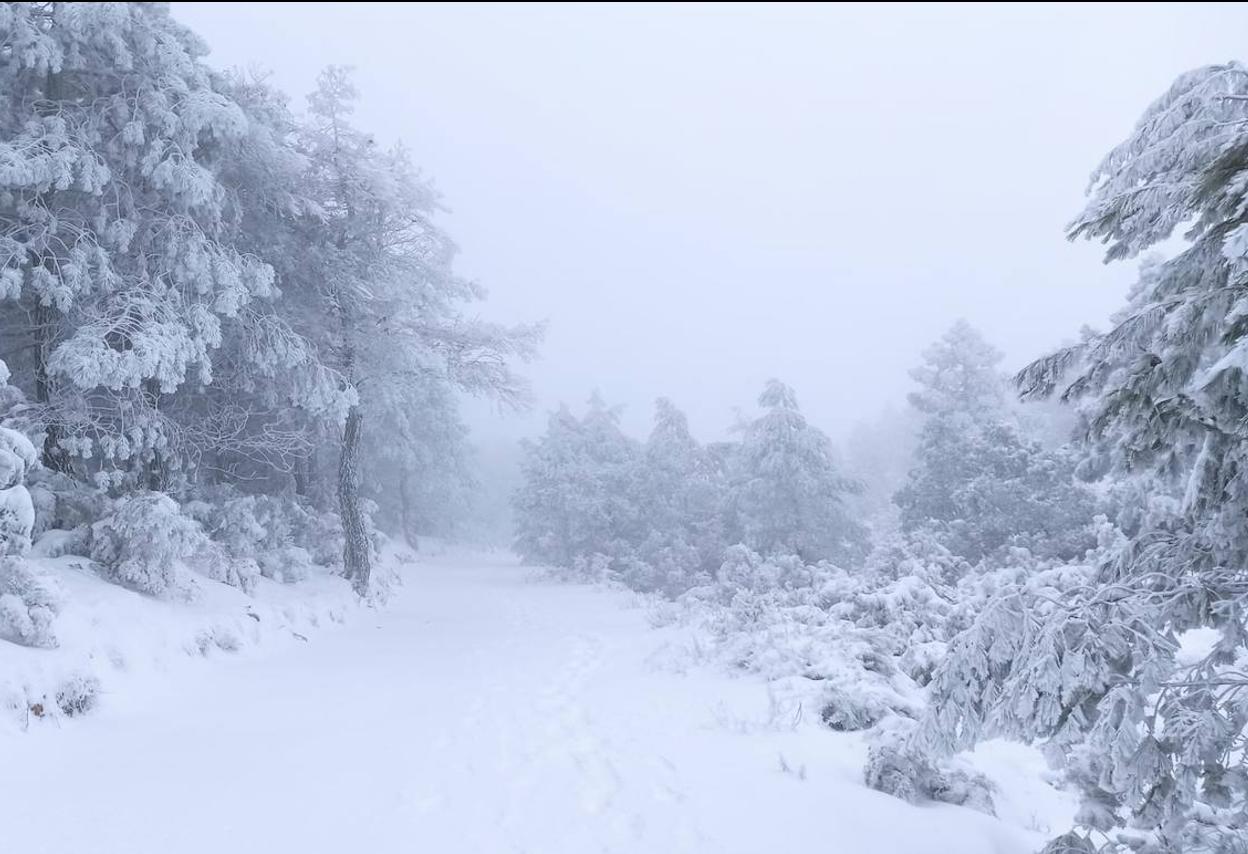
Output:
[[90, 493, 207, 597], [707, 544, 821, 601], [251, 494, 305, 553], [617, 541, 708, 598], [865, 722, 996, 815], [684, 547, 925, 732], [0, 425, 38, 557], [0, 487, 35, 557], [897, 641, 948, 687], [25, 469, 109, 540], [27, 480, 56, 540], [183, 490, 293, 591], [864, 528, 971, 589], [0, 425, 36, 490], [183, 492, 268, 556], [183, 489, 335, 584], [288, 503, 345, 569], [0, 558, 61, 648], [257, 545, 313, 584], [915, 553, 1101, 759], [54, 673, 100, 717], [0, 417, 56, 648], [818, 648, 921, 732], [186, 540, 259, 594], [192, 625, 243, 655], [561, 551, 613, 583], [30, 527, 91, 560], [1035, 833, 1097, 854], [842, 568, 959, 648]]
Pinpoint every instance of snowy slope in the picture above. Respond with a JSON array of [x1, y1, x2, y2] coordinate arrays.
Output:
[[2, 550, 1070, 854], [0, 550, 368, 729]]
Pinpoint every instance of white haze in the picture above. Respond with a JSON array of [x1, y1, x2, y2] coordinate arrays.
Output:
[[176, 2, 1248, 442]]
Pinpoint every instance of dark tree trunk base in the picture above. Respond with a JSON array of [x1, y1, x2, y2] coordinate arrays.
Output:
[[338, 405, 371, 594]]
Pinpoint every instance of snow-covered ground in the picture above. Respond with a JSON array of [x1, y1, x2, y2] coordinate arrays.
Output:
[[0, 549, 366, 728], [3, 549, 1070, 854]]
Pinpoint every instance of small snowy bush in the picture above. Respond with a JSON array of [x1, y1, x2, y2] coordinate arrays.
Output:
[[0, 558, 61, 648], [288, 503, 345, 569], [54, 673, 100, 717], [818, 643, 921, 731], [257, 545, 313, 584], [0, 425, 36, 491], [708, 545, 820, 602], [183, 492, 268, 557], [560, 551, 613, 583], [186, 540, 259, 594], [617, 540, 709, 597], [30, 527, 91, 559], [184, 490, 326, 585], [90, 493, 207, 597], [25, 469, 109, 539], [682, 547, 927, 734], [865, 722, 996, 815], [897, 640, 948, 687]]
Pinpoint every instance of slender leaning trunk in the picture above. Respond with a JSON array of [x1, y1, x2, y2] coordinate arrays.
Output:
[[338, 403, 372, 594]]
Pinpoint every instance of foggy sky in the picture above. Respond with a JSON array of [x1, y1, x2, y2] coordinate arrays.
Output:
[[176, 2, 1248, 444]]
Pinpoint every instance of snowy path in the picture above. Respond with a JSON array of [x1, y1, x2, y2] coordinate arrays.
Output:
[[3, 552, 1053, 854]]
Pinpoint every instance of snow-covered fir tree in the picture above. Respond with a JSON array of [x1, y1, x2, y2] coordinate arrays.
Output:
[[727, 379, 867, 565], [896, 321, 1096, 562], [623, 397, 726, 594], [928, 63, 1248, 853], [512, 395, 642, 571]]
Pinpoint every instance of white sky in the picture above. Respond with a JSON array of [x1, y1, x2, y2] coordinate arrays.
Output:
[[176, 2, 1248, 443]]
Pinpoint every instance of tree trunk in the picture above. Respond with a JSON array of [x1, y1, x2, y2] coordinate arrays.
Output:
[[32, 300, 70, 473], [142, 378, 165, 491], [293, 450, 311, 501], [338, 404, 371, 594], [398, 465, 420, 550]]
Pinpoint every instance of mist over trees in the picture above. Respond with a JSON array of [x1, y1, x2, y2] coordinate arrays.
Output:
[[510, 61, 1248, 853], [3, 5, 1247, 854]]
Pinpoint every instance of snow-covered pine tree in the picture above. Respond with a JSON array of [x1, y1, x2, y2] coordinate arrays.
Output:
[[512, 395, 642, 572], [727, 380, 866, 565], [154, 68, 348, 494], [906, 319, 1005, 418], [626, 397, 726, 594], [896, 321, 1095, 562], [289, 67, 536, 592], [931, 62, 1248, 852], [0, 3, 279, 489]]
